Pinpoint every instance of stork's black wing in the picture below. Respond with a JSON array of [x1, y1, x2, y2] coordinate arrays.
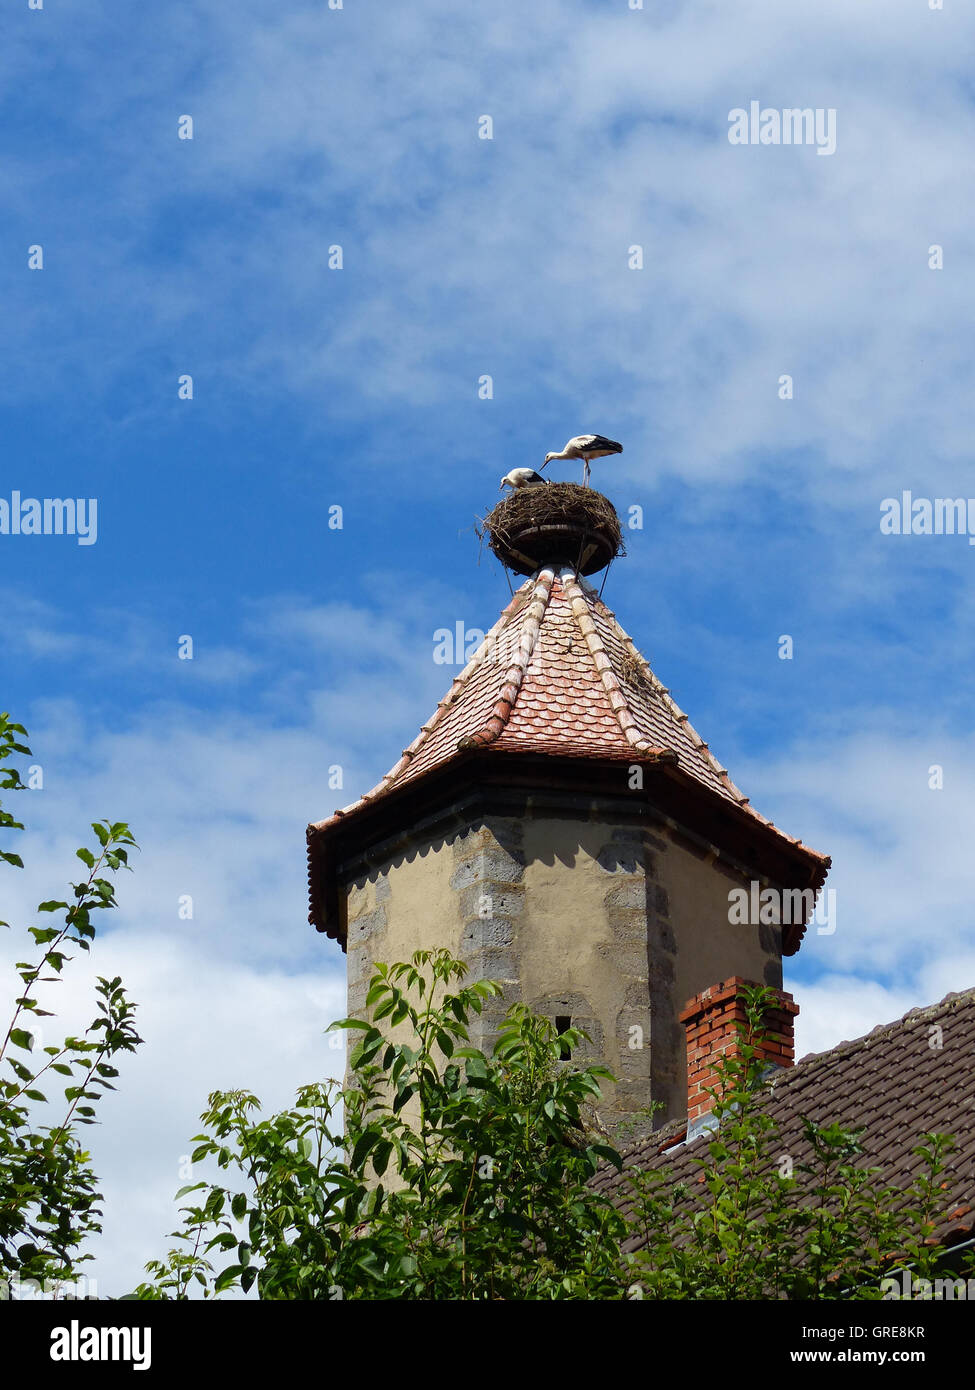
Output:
[[581, 435, 623, 453]]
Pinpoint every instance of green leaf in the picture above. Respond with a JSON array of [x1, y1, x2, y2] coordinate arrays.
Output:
[[464, 1075, 496, 1093], [587, 1144, 623, 1170], [392, 1085, 415, 1113], [174, 1183, 206, 1201], [214, 1265, 243, 1294], [351, 1128, 378, 1173]]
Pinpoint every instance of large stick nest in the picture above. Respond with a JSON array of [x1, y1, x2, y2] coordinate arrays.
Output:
[[481, 483, 624, 566]]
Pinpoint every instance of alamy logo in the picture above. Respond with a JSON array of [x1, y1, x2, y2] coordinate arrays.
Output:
[[3, 1275, 96, 1300], [728, 102, 836, 156], [880, 492, 975, 545], [50, 1320, 151, 1370], [881, 1269, 975, 1300], [433, 621, 501, 666], [0, 491, 98, 545], [728, 880, 836, 936]]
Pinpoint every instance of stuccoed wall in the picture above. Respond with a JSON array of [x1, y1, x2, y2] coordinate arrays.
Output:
[[344, 811, 782, 1137]]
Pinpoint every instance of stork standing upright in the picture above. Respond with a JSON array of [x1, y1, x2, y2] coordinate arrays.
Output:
[[542, 434, 623, 487]]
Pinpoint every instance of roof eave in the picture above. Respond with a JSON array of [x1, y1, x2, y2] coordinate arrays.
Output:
[[307, 749, 829, 951]]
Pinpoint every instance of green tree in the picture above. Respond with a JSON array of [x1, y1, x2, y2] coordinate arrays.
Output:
[[135, 965, 971, 1302], [0, 712, 142, 1295], [132, 948, 626, 1300]]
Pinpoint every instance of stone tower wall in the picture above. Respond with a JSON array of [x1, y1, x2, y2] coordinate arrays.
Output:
[[344, 809, 783, 1137]]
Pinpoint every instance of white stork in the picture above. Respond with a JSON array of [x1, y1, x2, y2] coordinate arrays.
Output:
[[542, 434, 623, 486], [500, 468, 548, 491]]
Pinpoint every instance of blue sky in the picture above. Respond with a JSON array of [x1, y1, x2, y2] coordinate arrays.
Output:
[[2, 0, 975, 1294]]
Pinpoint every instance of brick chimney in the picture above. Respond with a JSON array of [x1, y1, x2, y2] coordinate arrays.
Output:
[[680, 976, 799, 1126]]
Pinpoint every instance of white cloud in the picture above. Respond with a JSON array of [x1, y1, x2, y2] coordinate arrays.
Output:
[[791, 952, 975, 1075], [792, 975, 918, 1061], [739, 726, 975, 979], [0, 927, 345, 1298], [6, 0, 974, 514]]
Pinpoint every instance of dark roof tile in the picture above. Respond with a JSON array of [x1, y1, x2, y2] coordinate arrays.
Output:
[[594, 986, 975, 1251]]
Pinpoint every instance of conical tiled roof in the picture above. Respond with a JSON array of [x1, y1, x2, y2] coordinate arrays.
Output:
[[319, 565, 777, 818], [308, 563, 829, 941]]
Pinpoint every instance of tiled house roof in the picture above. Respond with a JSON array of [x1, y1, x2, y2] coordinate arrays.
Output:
[[307, 564, 829, 941], [592, 987, 975, 1253]]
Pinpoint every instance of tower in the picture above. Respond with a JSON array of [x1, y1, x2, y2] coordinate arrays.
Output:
[[307, 485, 828, 1136]]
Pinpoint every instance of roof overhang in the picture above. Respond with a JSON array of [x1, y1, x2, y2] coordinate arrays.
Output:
[[306, 748, 829, 954]]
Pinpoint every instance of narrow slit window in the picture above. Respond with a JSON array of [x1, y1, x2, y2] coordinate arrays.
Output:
[[555, 1015, 572, 1060]]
